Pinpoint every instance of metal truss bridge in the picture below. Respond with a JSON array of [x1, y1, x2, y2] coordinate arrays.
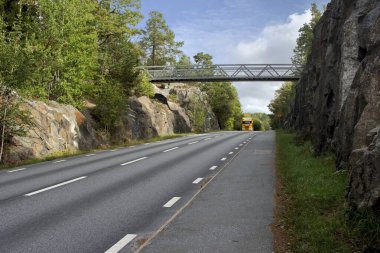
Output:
[[139, 64, 303, 83]]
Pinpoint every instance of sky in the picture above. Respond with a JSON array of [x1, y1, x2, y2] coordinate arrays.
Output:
[[139, 0, 330, 113]]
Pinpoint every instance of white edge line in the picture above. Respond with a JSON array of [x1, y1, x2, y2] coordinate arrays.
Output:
[[53, 160, 66, 164], [209, 166, 218, 171], [7, 168, 26, 173], [105, 234, 137, 253], [120, 157, 148, 166], [163, 197, 181, 208], [163, 147, 179, 153], [192, 178, 203, 184], [24, 176, 87, 196]]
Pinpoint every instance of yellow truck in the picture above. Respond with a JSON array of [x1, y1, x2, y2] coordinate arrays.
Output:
[[241, 114, 254, 131]]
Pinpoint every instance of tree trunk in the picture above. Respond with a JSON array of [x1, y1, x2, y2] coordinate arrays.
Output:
[[152, 44, 156, 66]]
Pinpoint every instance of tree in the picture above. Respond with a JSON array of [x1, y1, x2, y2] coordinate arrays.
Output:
[[193, 52, 213, 65], [268, 82, 296, 129], [200, 82, 242, 130], [139, 11, 184, 66], [250, 113, 271, 130], [253, 119, 263, 131], [0, 86, 32, 163], [177, 54, 192, 65], [292, 3, 322, 65]]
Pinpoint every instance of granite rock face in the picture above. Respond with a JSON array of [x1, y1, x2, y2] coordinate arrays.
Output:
[[4, 84, 219, 163], [5, 100, 103, 163], [168, 84, 220, 132], [289, 0, 380, 211], [115, 96, 192, 141]]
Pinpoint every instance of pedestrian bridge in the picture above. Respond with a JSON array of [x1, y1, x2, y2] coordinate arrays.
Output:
[[139, 64, 303, 83]]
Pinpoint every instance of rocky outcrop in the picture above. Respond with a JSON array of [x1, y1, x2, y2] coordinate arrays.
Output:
[[5, 100, 103, 163], [4, 84, 219, 163], [115, 96, 192, 141], [170, 84, 220, 132], [289, 0, 380, 211], [157, 83, 220, 132]]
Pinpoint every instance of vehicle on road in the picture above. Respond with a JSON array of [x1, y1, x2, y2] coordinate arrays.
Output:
[[242, 114, 254, 131]]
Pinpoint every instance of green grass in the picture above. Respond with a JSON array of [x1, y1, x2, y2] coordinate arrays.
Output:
[[0, 133, 191, 171], [275, 131, 380, 253]]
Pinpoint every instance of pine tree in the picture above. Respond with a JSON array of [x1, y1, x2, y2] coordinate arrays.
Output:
[[140, 11, 184, 66], [292, 3, 322, 65]]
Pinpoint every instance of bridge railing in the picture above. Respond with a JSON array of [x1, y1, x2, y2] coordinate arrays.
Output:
[[138, 64, 303, 82]]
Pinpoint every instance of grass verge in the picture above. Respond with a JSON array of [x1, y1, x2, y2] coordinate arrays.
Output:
[[274, 130, 380, 253], [0, 133, 191, 171]]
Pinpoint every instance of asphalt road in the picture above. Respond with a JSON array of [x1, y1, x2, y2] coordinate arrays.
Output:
[[0, 131, 269, 253]]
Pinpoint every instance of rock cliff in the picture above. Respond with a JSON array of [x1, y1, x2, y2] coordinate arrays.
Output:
[[4, 84, 219, 164], [289, 0, 380, 211]]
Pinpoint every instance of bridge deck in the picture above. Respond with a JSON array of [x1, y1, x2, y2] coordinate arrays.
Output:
[[139, 64, 302, 82]]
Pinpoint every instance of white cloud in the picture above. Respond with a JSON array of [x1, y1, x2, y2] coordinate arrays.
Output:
[[173, 8, 312, 114], [230, 10, 311, 113], [231, 10, 311, 64]]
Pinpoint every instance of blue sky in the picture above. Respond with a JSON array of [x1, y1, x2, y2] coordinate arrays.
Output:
[[139, 0, 330, 113]]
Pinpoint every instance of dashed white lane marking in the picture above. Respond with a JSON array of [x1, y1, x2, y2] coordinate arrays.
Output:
[[209, 166, 218, 171], [229, 152, 234, 155], [239, 144, 243, 146], [120, 157, 148, 166], [221, 157, 227, 161], [105, 234, 137, 253], [235, 147, 239, 150], [204, 138, 212, 140], [192, 178, 203, 184], [144, 143, 151, 145], [188, 141, 199, 145], [129, 146, 136, 148], [7, 168, 26, 173], [24, 176, 87, 196], [163, 147, 179, 153], [85, 154, 96, 157], [53, 160, 66, 164], [110, 149, 118, 152], [163, 197, 181, 208]]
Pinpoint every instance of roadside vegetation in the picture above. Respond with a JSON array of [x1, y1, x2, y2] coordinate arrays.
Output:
[[275, 131, 380, 252], [271, 4, 380, 251], [0, 1, 242, 163]]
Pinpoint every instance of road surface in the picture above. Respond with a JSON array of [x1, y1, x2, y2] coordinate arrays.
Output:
[[0, 131, 274, 253]]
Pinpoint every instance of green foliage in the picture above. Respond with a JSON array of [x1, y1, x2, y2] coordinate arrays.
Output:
[[168, 93, 178, 102], [193, 52, 213, 65], [268, 82, 296, 129], [246, 113, 271, 131], [133, 71, 154, 98], [0, 86, 33, 163], [276, 131, 380, 252], [292, 3, 322, 65], [177, 54, 192, 65], [189, 94, 207, 133], [253, 119, 263, 131], [200, 82, 242, 130], [139, 11, 184, 66]]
